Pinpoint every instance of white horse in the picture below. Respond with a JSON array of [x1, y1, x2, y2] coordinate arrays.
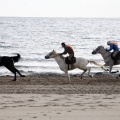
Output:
[[92, 45, 120, 74], [45, 50, 103, 83]]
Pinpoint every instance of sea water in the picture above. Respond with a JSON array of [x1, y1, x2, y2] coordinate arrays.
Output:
[[0, 17, 120, 76]]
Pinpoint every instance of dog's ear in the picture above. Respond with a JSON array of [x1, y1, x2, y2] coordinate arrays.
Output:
[[14, 53, 21, 58], [17, 54, 21, 58]]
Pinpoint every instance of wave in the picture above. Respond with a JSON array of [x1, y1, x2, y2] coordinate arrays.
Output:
[[81, 37, 101, 40], [0, 45, 13, 48], [0, 64, 120, 76], [0, 17, 120, 76]]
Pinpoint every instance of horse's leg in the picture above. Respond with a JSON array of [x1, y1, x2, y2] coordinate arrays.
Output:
[[14, 67, 25, 77], [87, 67, 92, 77], [64, 71, 70, 83], [109, 65, 113, 73], [80, 69, 87, 79], [104, 63, 118, 73], [109, 65, 117, 77], [87, 67, 91, 76]]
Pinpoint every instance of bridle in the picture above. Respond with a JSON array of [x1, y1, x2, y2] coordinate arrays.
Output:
[[94, 46, 105, 54], [48, 52, 61, 58]]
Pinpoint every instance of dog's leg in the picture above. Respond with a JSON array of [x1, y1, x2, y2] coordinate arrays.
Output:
[[5, 66, 17, 81], [14, 67, 25, 77]]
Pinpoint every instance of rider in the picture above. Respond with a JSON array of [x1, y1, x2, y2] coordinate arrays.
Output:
[[107, 41, 119, 51], [107, 41, 119, 64], [59, 42, 74, 62]]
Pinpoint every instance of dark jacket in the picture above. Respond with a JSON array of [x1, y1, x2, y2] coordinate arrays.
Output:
[[107, 44, 119, 51]]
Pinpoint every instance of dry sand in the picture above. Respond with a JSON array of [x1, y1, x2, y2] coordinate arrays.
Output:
[[0, 94, 120, 120], [0, 74, 120, 120]]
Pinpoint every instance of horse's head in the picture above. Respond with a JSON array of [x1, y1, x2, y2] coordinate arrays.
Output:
[[92, 45, 106, 55], [45, 50, 58, 59]]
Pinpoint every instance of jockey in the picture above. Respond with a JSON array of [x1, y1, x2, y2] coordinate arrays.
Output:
[[107, 41, 119, 51], [107, 41, 120, 64], [60, 42, 74, 61]]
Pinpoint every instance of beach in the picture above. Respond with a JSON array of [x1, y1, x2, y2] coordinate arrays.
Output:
[[0, 16, 120, 120], [0, 74, 120, 94], [0, 74, 120, 120], [0, 94, 120, 120]]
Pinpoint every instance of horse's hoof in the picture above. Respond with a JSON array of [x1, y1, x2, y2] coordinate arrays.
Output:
[[13, 79, 16, 81]]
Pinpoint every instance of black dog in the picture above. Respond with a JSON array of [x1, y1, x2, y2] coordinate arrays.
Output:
[[0, 54, 25, 81]]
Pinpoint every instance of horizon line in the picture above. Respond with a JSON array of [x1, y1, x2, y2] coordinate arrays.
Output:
[[0, 16, 120, 19]]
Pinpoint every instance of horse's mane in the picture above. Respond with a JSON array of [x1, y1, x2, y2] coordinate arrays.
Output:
[[53, 50, 65, 59], [100, 45, 111, 54]]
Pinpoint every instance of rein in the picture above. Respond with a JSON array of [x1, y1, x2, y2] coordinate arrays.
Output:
[[59, 55, 64, 60], [51, 54, 64, 60], [101, 51, 111, 59], [96, 47, 111, 59]]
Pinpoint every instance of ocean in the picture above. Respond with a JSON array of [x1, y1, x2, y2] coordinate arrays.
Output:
[[0, 17, 120, 76]]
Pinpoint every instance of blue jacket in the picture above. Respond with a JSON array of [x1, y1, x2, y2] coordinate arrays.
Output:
[[107, 44, 119, 51]]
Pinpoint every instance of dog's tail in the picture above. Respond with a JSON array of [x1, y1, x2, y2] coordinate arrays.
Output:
[[88, 60, 105, 70], [11, 54, 21, 63]]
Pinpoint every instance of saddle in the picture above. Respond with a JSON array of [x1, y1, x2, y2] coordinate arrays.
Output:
[[65, 57, 76, 70], [111, 51, 120, 65]]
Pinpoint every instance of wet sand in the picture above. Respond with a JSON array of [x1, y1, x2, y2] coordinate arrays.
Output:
[[0, 74, 120, 94], [0, 74, 120, 120]]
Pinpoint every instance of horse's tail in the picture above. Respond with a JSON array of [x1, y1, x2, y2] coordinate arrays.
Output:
[[88, 60, 104, 69], [11, 54, 21, 63]]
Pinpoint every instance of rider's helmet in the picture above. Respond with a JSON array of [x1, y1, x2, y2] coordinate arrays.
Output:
[[107, 41, 111, 45], [107, 41, 118, 46], [61, 42, 66, 47]]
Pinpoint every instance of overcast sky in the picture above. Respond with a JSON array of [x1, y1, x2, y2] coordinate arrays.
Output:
[[0, 0, 120, 18]]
